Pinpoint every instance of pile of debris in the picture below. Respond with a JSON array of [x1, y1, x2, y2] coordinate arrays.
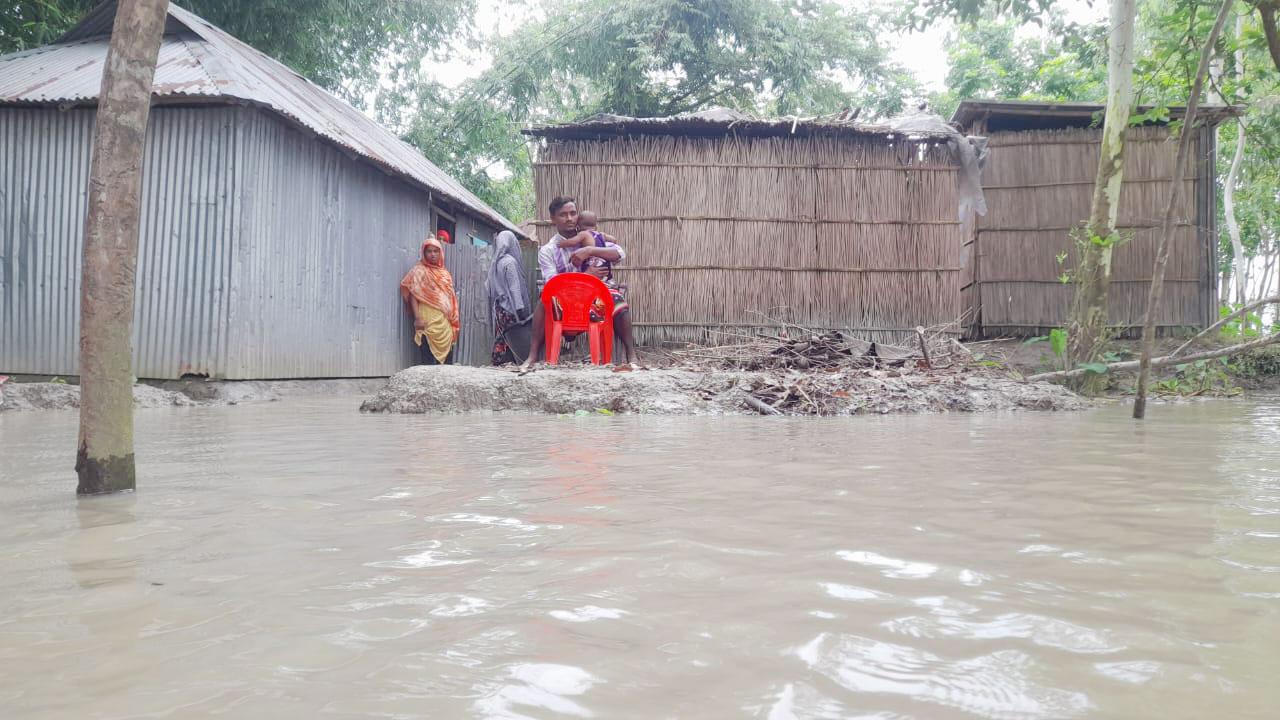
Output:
[[662, 326, 982, 415], [668, 328, 962, 372]]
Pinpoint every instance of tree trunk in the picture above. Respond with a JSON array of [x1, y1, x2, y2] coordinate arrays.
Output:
[[1066, 0, 1137, 395], [1223, 14, 1248, 306], [1133, 0, 1234, 420], [1258, 2, 1280, 73], [76, 0, 169, 496]]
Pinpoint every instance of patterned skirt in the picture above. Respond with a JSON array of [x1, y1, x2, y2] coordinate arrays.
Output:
[[492, 306, 520, 365]]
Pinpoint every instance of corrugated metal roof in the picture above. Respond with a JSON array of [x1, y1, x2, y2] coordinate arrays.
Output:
[[0, 2, 522, 237], [525, 107, 954, 142], [951, 99, 1243, 132]]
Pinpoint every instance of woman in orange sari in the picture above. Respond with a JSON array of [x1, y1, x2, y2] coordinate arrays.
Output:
[[400, 236, 460, 365]]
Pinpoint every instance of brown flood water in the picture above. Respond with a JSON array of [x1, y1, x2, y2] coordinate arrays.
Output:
[[1, 399, 1278, 719]]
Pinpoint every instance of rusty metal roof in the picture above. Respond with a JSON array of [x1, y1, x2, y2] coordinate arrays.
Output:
[[0, 2, 522, 236]]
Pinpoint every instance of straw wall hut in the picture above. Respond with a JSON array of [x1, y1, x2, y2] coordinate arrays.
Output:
[[952, 100, 1237, 338], [525, 110, 965, 347], [0, 2, 524, 379]]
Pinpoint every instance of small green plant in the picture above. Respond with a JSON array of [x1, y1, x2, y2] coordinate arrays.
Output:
[[1055, 252, 1072, 284], [1026, 328, 1069, 371], [1048, 328, 1067, 360], [1219, 303, 1268, 341], [1144, 357, 1241, 397], [1070, 225, 1133, 252], [968, 351, 1006, 369]]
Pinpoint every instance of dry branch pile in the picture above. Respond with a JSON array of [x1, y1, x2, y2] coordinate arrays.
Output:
[[660, 322, 975, 415]]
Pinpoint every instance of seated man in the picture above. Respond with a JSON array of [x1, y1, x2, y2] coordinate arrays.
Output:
[[521, 196, 640, 368]]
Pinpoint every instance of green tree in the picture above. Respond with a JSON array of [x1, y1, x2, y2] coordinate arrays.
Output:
[[1, 0, 475, 102], [933, 14, 1107, 115], [405, 0, 923, 221], [1066, 0, 1138, 395], [1136, 0, 1280, 304]]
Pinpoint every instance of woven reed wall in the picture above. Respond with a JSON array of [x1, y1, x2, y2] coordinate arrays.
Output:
[[970, 125, 1216, 337], [532, 134, 962, 346]]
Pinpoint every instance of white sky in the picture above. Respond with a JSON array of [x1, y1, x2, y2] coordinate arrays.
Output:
[[424, 0, 1108, 96]]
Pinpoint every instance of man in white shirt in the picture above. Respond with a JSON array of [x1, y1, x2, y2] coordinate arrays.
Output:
[[521, 196, 640, 368]]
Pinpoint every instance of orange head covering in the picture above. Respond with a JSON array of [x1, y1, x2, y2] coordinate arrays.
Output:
[[400, 237, 460, 339]]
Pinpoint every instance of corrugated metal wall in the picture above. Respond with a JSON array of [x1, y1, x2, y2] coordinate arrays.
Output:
[[0, 106, 237, 377], [1, 104, 516, 378], [445, 213, 499, 366], [228, 107, 510, 377], [229, 107, 429, 378]]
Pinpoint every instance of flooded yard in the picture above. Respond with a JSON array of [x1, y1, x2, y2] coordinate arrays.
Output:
[[1, 399, 1278, 718]]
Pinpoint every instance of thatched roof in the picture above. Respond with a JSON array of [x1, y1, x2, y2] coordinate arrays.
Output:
[[526, 107, 955, 142]]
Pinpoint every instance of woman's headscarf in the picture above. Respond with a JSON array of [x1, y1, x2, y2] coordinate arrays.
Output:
[[486, 231, 528, 325], [400, 237, 460, 339]]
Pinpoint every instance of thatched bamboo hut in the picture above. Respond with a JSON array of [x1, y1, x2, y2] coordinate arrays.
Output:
[[952, 100, 1239, 338], [525, 109, 966, 347]]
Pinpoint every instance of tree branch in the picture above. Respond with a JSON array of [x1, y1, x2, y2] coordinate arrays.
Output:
[[1259, 2, 1280, 73], [1170, 295, 1280, 358], [1027, 333, 1280, 383]]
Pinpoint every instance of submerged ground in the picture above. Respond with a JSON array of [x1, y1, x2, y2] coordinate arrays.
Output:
[[1, 398, 1277, 718]]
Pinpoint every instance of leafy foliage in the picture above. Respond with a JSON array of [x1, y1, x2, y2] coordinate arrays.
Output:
[[932, 13, 1107, 116], [403, 0, 926, 221], [0, 0, 475, 103]]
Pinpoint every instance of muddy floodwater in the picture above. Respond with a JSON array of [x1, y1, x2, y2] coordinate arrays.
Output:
[[2, 399, 1278, 719]]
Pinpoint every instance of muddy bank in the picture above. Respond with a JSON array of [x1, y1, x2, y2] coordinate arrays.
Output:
[[0, 378, 385, 412], [360, 365, 1086, 416], [0, 382, 196, 412]]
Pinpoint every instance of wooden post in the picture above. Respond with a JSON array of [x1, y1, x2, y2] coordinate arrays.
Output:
[[76, 0, 170, 495]]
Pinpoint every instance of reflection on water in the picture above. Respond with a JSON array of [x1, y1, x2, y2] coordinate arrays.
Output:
[[1, 399, 1278, 718]]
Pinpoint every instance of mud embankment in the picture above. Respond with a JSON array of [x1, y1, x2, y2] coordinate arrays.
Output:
[[359, 365, 1086, 416], [0, 378, 385, 412]]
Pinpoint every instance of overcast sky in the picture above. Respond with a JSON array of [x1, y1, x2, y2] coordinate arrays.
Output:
[[422, 0, 1108, 97]]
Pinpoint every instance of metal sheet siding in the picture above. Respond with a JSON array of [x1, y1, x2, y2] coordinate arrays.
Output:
[[3, 5, 523, 237], [0, 106, 235, 378], [445, 214, 500, 366], [226, 108, 433, 378]]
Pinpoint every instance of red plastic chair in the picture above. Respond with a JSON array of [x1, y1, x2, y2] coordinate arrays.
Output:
[[541, 273, 614, 365]]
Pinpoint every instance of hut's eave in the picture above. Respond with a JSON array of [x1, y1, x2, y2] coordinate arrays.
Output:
[[952, 99, 1244, 133], [525, 107, 955, 142]]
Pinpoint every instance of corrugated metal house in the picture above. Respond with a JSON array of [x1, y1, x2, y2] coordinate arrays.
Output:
[[0, 2, 523, 378], [525, 110, 966, 347], [952, 100, 1237, 338]]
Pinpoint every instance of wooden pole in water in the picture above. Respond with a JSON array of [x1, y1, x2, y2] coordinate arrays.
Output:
[[76, 0, 170, 495]]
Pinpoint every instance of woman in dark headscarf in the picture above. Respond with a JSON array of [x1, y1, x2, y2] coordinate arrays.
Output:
[[486, 230, 531, 365]]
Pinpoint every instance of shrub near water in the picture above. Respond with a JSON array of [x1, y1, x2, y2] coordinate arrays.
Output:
[[1232, 344, 1280, 378]]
